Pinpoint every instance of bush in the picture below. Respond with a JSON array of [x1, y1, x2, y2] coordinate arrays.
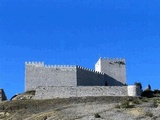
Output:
[[132, 99, 141, 104], [94, 113, 101, 118], [115, 104, 120, 108], [116, 101, 134, 108], [153, 90, 160, 97], [152, 98, 160, 107], [134, 82, 142, 89], [121, 101, 133, 108], [145, 111, 153, 117], [141, 97, 148, 102], [153, 90, 160, 94], [141, 90, 154, 98]]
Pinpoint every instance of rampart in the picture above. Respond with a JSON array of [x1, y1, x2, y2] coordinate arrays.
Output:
[[34, 86, 128, 99], [25, 58, 142, 99], [25, 62, 77, 91], [25, 62, 111, 91], [0, 89, 7, 102]]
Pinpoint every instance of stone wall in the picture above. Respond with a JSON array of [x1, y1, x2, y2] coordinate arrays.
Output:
[[128, 85, 142, 96], [25, 63, 107, 91], [25, 62, 77, 91], [0, 89, 7, 102], [25, 62, 126, 91], [76, 66, 106, 86], [34, 86, 128, 99], [95, 58, 126, 85]]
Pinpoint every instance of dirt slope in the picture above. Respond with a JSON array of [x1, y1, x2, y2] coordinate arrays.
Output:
[[0, 96, 160, 120]]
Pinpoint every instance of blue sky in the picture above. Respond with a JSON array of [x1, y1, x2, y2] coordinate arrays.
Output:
[[0, 0, 160, 99]]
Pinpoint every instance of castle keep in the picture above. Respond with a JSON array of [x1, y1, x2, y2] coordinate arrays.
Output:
[[25, 57, 141, 99]]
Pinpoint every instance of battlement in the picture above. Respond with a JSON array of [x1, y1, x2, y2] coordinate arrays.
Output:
[[25, 62, 105, 74], [25, 61, 44, 67], [44, 65, 77, 68], [76, 66, 105, 75], [25, 62, 78, 68]]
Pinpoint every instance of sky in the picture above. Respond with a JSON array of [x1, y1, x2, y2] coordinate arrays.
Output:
[[0, 0, 160, 99]]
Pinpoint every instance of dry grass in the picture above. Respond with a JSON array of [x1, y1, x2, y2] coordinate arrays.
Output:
[[0, 96, 132, 119], [0, 96, 159, 120]]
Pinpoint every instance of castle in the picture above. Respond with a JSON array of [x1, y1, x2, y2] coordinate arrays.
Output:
[[25, 58, 126, 91], [25, 57, 142, 99]]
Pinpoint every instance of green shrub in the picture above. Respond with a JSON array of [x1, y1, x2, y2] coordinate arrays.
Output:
[[145, 111, 153, 117], [141, 90, 154, 98], [141, 97, 148, 102], [115, 100, 135, 109], [94, 113, 101, 118], [115, 104, 120, 108], [153, 90, 160, 93], [121, 101, 134, 108], [132, 99, 141, 104], [154, 98, 160, 104], [134, 82, 142, 89], [152, 98, 160, 108]]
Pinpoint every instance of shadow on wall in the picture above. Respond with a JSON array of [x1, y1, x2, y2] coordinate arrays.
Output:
[[104, 74, 125, 86], [76, 68, 125, 86]]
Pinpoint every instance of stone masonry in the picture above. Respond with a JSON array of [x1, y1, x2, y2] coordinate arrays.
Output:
[[25, 57, 142, 99], [95, 58, 126, 84], [25, 58, 126, 91], [35, 86, 128, 99]]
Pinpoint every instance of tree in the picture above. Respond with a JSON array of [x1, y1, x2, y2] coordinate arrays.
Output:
[[134, 82, 142, 89]]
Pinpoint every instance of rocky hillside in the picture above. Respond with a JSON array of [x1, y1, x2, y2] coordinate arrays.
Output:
[[0, 95, 160, 120]]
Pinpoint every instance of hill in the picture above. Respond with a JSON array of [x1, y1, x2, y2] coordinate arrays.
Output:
[[0, 96, 160, 120]]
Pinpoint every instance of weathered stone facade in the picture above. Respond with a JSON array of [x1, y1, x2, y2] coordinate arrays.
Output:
[[95, 58, 126, 84], [25, 58, 126, 91], [34, 85, 142, 99], [24, 57, 142, 99], [34, 86, 128, 99], [0, 89, 7, 102], [128, 85, 142, 96], [25, 63, 77, 91]]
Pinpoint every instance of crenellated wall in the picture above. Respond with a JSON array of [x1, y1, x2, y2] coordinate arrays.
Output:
[[25, 62, 77, 91], [25, 61, 108, 91], [25, 59, 127, 91], [25, 59, 142, 99], [76, 66, 106, 86]]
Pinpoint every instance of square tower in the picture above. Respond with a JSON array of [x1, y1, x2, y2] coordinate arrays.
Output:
[[95, 58, 126, 85]]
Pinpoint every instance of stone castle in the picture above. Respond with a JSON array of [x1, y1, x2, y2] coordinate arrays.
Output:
[[25, 57, 142, 99], [25, 58, 126, 91]]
